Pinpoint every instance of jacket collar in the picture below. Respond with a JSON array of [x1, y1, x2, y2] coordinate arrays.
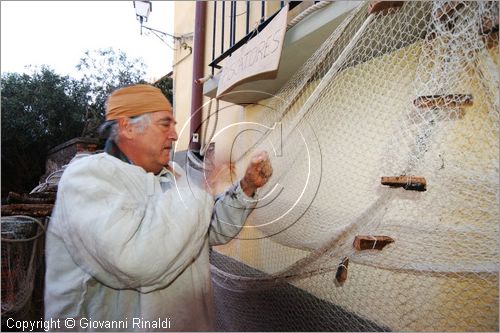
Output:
[[104, 138, 132, 164]]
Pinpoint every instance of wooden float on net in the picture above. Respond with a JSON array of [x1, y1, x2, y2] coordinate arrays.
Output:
[[353, 235, 395, 251], [381, 176, 427, 191], [413, 94, 473, 109], [367, 1, 404, 15], [409, 94, 473, 123], [335, 257, 349, 284], [480, 16, 499, 49], [434, 1, 465, 22]]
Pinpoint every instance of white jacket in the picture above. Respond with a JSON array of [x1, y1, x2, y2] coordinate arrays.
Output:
[[44, 153, 255, 331]]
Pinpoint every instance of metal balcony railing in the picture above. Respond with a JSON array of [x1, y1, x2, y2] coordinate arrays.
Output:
[[209, 1, 302, 74]]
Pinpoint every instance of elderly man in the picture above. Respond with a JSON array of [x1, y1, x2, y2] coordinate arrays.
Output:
[[44, 84, 272, 331]]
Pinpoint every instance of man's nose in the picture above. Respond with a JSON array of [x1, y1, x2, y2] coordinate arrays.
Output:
[[169, 127, 178, 141]]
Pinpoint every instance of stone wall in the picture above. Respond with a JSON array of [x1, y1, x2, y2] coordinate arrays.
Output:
[[43, 137, 100, 181]]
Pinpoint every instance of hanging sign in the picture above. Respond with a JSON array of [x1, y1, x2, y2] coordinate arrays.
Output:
[[216, 5, 288, 98]]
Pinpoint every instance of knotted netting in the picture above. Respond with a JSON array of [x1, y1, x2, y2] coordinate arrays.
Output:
[[1, 216, 46, 322], [207, 1, 499, 331]]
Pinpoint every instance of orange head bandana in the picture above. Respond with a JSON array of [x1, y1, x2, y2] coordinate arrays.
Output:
[[105, 84, 173, 121]]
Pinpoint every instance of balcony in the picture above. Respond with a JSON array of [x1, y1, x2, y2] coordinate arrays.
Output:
[[203, 1, 362, 104]]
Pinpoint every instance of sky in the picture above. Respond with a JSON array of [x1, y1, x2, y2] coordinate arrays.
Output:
[[1, 1, 175, 82]]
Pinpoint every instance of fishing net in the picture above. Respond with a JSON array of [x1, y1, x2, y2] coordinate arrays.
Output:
[[1, 215, 46, 322], [205, 1, 499, 331]]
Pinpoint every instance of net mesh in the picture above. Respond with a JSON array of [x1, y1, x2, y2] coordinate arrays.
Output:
[[208, 1, 499, 331], [1, 216, 46, 322]]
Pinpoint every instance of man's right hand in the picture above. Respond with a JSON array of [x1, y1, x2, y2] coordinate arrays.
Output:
[[240, 151, 273, 197]]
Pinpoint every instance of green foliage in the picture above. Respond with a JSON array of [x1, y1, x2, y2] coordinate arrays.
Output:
[[152, 74, 174, 105], [1, 67, 90, 196], [76, 48, 148, 137]]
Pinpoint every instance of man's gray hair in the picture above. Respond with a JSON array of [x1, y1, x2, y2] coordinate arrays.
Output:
[[99, 113, 152, 143]]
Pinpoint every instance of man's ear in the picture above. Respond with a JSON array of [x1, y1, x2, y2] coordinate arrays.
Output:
[[118, 118, 135, 139]]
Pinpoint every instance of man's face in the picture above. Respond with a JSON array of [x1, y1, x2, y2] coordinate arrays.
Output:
[[132, 110, 178, 173]]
